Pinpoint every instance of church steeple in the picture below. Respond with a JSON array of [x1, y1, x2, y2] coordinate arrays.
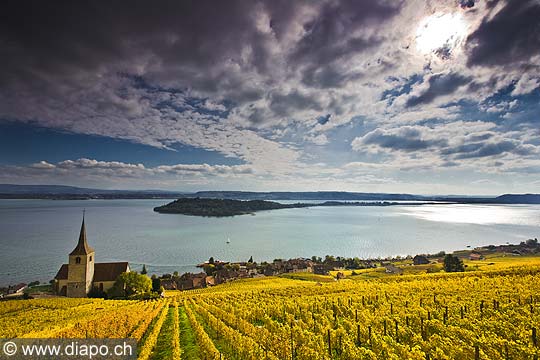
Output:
[[69, 211, 94, 256]]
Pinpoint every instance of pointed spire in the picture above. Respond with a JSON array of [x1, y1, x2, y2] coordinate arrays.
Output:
[[70, 210, 94, 256]]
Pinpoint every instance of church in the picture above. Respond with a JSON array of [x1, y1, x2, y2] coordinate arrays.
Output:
[[54, 215, 130, 297]]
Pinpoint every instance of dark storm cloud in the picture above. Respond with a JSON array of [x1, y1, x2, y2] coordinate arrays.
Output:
[[358, 127, 447, 152], [466, 0, 540, 67], [406, 73, 471, 108], [269, 90, 323, 117], [453, 140, 517, 159], [289, 0, 402, 88], [0, 0, 405, 129], [0, 0, 291, 103]]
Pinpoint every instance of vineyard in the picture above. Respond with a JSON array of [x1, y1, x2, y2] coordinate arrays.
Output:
[[3, 264, 540, 359]]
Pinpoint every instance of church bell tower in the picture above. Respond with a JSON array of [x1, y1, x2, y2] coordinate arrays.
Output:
[[66, 212, 95, 297]]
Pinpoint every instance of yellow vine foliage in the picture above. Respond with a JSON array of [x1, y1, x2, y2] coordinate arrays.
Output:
[[3, 265, 540, 359]]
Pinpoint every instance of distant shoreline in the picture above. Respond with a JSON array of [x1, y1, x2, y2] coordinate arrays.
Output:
[[0, 187, 539, 204]]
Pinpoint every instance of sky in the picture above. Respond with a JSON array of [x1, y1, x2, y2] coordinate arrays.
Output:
[[0, 0, 539, 195]]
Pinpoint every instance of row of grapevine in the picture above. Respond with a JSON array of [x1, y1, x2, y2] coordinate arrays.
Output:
[[138, 300, 170, 360], [183, 300, 221, 359]]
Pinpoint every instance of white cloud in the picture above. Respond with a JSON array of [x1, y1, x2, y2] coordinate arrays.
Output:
[[512, 73, 540, 96]]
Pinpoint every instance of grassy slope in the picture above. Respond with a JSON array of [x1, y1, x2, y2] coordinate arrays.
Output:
[[177, 306, 202, 360], [149, 306, 174, 360]]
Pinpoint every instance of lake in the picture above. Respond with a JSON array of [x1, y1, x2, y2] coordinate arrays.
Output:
[[0, 199, 539, 285]]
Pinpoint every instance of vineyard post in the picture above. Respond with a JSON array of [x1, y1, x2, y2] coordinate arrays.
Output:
[[394, 319, 399, 343], [460, 306, 464, 320], [290, 322, 294, 360], [368, 325, 372, 345], [357, 324, 361, 346], [327, 329, 332, 358], [533, 327, 537, 347], [390, 303, 393, 315], [474, 345, 479, 360], [384, 319, 387, 336]]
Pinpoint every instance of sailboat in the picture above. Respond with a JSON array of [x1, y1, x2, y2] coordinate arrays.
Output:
[[226, 237, 231, 244]]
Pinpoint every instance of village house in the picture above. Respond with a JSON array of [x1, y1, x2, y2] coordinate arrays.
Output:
[[469, 252, 483, 261], [54, 215, 129, 297], [160, 278, 177, 290], [313, 264, 333, 275], [413, 255, 430, 265]]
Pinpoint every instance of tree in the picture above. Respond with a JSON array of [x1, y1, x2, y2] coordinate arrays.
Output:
[[209, 257, 215, 265], [203, 263, 216, 276], [141, 264, 147, 275], [248, 256, 253, 263], [444, 254, 464, 272], [151, 277, 161, 293], [108, 272, 152, 298]]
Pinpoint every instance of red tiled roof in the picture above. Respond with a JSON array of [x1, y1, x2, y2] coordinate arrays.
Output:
[[93, 262, 129, 282], [55, 264, 68, 280], [54, 262, 129, 282]]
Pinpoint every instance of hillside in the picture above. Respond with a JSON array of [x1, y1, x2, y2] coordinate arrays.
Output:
[[2, 185, 540, 204], [495, 194, 540, 204], [3, 258, 540, 359]]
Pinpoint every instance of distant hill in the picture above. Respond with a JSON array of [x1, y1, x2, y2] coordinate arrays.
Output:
[[0, 184, 108, 194], [191, 191, 425, 201], [494, 194, 540, 204], [0, 185, 538, 204], [0, 184, 184, 199]]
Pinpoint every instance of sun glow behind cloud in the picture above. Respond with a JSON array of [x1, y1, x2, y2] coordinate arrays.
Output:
[[416, 13, 467, 55]]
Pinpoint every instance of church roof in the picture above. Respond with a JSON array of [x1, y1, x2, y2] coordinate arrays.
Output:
[[54, 262, 129, 282], [55, 264, 69, 280], [94, 262, 129, 282], [69, 216, 94, 256]]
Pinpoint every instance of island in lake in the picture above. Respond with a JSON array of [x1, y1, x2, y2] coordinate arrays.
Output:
[[153, 197, 432, 217]]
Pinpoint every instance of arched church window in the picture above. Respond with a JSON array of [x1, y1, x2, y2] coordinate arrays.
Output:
[[89, 256, 92, 262], [76, 257, 81, 264]]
